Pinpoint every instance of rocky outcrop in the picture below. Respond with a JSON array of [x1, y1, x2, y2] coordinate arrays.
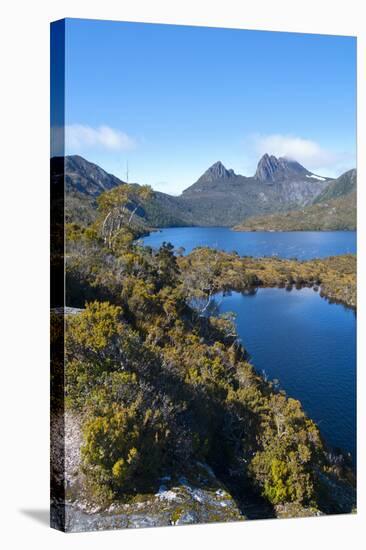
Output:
[[168, 155, 331, 225], [255, 154, 313, 184], [54, 412, 245, 532], [197, 161, 236, 183], [60, 154, 339, 227], [63, 475, 245, 532]]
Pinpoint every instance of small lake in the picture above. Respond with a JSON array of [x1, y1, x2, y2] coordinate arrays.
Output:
[[217, 287, 356, 460], [142, 227, 356, 260], [143, 227, 356, 460]]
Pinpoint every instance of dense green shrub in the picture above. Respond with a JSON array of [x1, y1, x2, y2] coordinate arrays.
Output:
[[248, 395, 322, 505], [63, 188, 355, 508]]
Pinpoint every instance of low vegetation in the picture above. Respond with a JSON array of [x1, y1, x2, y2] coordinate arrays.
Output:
[[234, 169, 356, 232], [57, 185, 356, 517], [233, 193, 356, 232], [178, 248, 356, 309]]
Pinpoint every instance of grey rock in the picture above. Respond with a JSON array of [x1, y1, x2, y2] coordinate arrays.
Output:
[[60, 153, 351, 228], [52, 155, 125, 197], [255, 154, 312, 184], [175, 511, 199, 525], [198, 161, 236, 183]]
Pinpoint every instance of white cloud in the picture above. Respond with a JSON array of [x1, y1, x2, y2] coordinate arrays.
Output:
[[253, 134, 336, 166], [250, 133, 355, 177], [65, 124, 136, 152]]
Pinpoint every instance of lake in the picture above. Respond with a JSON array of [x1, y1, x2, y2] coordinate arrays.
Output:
[[217, 287, 356, 460], [142, 227, 356, 260], [143, 227, 357, 460]]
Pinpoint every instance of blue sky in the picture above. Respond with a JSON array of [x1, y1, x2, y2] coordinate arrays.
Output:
[[57, 19, 356, 194]]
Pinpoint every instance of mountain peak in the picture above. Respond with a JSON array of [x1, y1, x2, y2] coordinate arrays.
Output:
[[255, 154, 310, 184], [181, 161, 236, 195], [200, 161, 236, 182], [51, 155, 124, 197]]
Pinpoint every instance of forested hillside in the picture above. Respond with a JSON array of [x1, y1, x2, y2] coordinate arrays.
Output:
[[52, 183, 356, 526], [55, 154, 340, 228], [235, 170, 356, 231]]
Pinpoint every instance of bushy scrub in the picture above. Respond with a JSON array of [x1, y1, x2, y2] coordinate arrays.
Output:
[[81, 399, 174, 499], [62, 186, 355, 510], [248, 395, 322, 505]]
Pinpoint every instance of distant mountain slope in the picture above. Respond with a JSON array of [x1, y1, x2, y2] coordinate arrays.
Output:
[[65, 190, 98, 225], [233, 193, 356, 232], [165, 156, 330, 226], [57, 154, 336, 227], [52, 155, 125, 225], [234, 170, 357, 232], [53, 155, 187, 226], [52, 155, 125, 196], [136, 192, 189, 227], [313, 169, 356, 203]]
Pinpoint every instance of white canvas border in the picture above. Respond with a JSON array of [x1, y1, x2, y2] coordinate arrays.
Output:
[[1, 1, 365, 548]]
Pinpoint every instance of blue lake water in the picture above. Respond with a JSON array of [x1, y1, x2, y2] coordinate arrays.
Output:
[[143, 227, 356, 460], [217, 287, 356, 460], [142, 227, 356, 260]]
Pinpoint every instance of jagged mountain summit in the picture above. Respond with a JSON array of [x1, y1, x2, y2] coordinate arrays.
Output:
[[207, 160, 236, 180], [182, 161, 236, 195], [254, 154, 325, 184], [234, 169, 357, 231], [60, 153, 345, 227], [173, 155, 331, 224], [197, 160, 236, 182], [183, 155, 330, 196]]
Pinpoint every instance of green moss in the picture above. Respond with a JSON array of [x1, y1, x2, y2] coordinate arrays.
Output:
[[171, 507, 184, 524]]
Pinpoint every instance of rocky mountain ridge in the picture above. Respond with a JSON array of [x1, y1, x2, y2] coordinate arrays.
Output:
[[58, 154, 353, 227], [234, 169, 357, 231], [254, 153, 327, 184], [52, 155, 125, 197]]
